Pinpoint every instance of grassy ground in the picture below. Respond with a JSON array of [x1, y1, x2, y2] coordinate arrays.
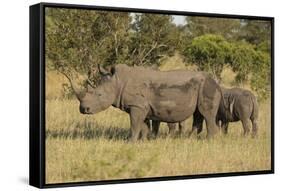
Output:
[[46, 99, 271, 184], [45, 56, 271, 183]]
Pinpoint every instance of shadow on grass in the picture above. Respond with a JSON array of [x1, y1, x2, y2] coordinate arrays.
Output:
[[46, 123, 130, 140]]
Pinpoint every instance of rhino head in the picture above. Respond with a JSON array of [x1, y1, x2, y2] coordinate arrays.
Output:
[[67, 65, 117, 115]]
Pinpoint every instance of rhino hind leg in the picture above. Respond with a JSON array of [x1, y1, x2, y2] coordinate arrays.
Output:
[[196, 120, 203, 135], [241, 118, 251, 136], [198, 102, 220, 137], [188, 110, 204, 137], [198, 77, 221, 138], [205, 116, 219, 139], [152, 120, 160, 138], [251, 118, 258, 137], [221, 122, 229, 134]]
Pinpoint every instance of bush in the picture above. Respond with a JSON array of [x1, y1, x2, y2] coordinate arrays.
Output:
[[185, 34, 232, 80], [229, 41, 257, 83], [250, 51, 271, 101], [184, 34, 271, 101]]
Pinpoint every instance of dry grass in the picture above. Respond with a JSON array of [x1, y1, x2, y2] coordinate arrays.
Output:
[[45, 56, 271, 184], [46, 99, 271, 184], [159, 53, 198, 71], [46, 70, 68, 100]]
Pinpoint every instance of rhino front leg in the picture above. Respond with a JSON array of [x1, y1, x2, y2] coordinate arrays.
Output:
[[140, 124, 149, 140], [129, 107, 148, 142]]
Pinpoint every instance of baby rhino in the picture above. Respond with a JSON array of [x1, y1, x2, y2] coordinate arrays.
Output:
[[217, 87, 259, 136], [217, 88, 259, 136], [188, 87, 259, 137]]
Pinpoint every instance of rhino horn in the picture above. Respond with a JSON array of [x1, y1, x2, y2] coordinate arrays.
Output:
[[69, 78, 84, 101]]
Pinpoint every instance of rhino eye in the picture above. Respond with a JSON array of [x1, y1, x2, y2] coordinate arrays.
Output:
[[97, 93, 102, 97]]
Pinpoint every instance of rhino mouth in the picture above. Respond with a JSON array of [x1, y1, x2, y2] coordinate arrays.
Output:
[[81, 111, 93, 115]]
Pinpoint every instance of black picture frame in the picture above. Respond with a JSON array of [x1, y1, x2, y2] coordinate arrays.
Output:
[[29, 2, 275, 189]]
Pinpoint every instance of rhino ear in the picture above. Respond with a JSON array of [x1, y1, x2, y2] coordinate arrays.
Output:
[[98, 64, 110, 76], [110, 66, 115, 76], [98, 64, 115, 77]]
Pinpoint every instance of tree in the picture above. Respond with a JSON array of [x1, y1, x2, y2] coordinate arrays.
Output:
[[185, 34, 232, 80], [239, 20, 271, 45], [184, 34, 271, 100], [128, 14, 177, 66], [229, 41, 257, 83], [46, 8, 131, 85], [250, 51, 271, 101], [185, 16, 241, 40]]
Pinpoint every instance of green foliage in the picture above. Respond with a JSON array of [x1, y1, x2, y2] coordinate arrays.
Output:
[[184, 34, 271, 100], [129, 14, 178, 66], [45, 7, 271, 100], [228, 41, 271, 101], [46, 9, 180, 78], [238, 20, 271, 46], [229, 41, 257, 83], [250, 51, 271, 101], [185, 34, 232, 79], [256, 40, 271, 54], [46, 8, 131, 79]]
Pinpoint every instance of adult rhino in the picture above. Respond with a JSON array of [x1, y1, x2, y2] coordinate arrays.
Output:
[[188, 87, 259, 137], [68, 64, 223, 141]]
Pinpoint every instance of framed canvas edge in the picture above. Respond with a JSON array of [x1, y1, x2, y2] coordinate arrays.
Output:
[[29, 3, 45, 188], [41, 170, 273, 189], [29, 2, 275, 189], [270, 17, 275, 174], [41, 2, 274, 20]]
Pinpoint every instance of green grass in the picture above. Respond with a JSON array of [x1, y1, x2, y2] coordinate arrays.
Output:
[[46, 99, 271, 184]]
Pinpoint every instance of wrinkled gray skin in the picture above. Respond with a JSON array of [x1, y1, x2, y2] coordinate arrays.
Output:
[[188, 87, 259, 137], [71, 64, 223, 141]]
